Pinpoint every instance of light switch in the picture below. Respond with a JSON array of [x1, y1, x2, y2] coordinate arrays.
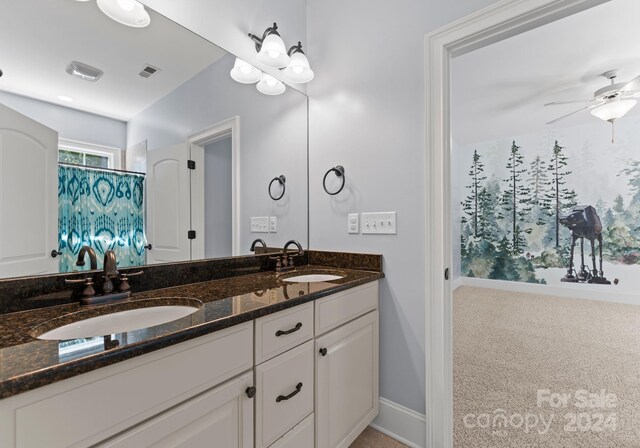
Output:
[[269, 216, 277, 233], [348, 213, 359, 234], [251, 217, 269, 233], [361, 212, 396, 234]]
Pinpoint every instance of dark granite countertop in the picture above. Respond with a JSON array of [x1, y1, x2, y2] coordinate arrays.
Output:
[[0, 265, 383, 399]]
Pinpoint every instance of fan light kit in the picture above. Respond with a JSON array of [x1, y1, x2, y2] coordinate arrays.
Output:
[[230, 23, 314, 95], [97, 0, 150, 28], [546, 69, 640, 142]]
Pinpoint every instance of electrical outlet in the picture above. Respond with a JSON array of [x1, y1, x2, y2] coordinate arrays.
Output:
[[269, 216, 277, 233], [361, 212, 396, 234], [348, 213, 359, 234], [251, 216, 269, 233]]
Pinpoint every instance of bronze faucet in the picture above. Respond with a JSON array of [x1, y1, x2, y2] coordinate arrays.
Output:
[[250, 238, 267, 252], [274, 240, 303, 273], [76, 246, 97, 270], [102, 250, 119, 294]]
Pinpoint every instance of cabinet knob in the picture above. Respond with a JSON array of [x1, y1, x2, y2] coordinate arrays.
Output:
[[245, 386, 256, 398], [319, 347, 328, 357]]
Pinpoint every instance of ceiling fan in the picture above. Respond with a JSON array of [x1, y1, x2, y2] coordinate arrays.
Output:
[[545, 70, 640, 139]]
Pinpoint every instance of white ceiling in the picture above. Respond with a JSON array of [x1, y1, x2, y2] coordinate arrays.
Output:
[[0, 0, 226, 121], [452, 0, 640, 145]]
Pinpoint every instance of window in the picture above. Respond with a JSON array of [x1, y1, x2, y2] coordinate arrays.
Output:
[[58, 138, 122, 169]]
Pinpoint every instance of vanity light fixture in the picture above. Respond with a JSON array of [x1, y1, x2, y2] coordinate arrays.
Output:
[[257, 73, 286, 96], [249, 23, 290, 68], [97, 0, 150, 28], [282, 42, 314, 84], [230, 58, 263, 84]]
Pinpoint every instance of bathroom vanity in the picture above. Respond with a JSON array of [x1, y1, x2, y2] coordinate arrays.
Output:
[[0, 253, 382, 448]]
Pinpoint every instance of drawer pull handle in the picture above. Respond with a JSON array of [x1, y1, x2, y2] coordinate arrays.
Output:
[[319, 347, 328, 356], [276, 382, 303, 402], [275, 322, 302, 337], [246, 386, 257, 398]]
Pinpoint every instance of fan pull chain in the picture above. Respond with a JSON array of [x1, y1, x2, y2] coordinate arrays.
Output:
[[611, 121, 615, 144]]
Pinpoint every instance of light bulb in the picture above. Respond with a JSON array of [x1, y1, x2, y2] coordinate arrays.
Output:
[[257, 33, 290, 68], [282, 52, 314, 84]]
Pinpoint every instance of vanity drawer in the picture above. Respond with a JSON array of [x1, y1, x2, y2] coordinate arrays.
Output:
[[255, 302, 313, 364], [315, 281, 378, 336], [255, 340, 314, 448], [269, 413, 314, 448]]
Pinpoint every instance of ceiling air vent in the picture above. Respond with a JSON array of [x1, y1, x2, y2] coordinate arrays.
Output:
[[138, 64, 160, 79], [65, 61, 103, 82]]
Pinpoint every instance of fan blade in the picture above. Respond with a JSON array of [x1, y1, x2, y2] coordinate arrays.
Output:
[[546, 103, 601, 125], [620, 74, 640, 93], [544, 99, 594, 106]]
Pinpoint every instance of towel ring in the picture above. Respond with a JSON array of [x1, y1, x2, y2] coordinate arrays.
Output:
[[269, 175, 286, 201], [323, 165, 345, 196]]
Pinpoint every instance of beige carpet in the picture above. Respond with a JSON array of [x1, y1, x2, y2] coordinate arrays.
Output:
[[349, 427, 408, 447], [454, 286, 640, 447]]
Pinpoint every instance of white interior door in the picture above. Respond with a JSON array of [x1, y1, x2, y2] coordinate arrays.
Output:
[[0, 103, 58, 277], [146, 143, 191, 264]]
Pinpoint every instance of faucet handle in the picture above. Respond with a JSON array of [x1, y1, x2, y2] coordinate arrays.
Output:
[[118, 271, 144, 292], [65, 277, 96, 299]]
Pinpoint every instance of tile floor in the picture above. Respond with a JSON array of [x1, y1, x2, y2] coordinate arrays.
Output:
[[350, 427, 408, 447]]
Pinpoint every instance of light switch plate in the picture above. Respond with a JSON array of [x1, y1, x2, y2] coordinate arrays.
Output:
[[251, 216, 269, 233], [348, 213, 359, 234], [269, 216, 277, 233], [361, 212, 397, 234]]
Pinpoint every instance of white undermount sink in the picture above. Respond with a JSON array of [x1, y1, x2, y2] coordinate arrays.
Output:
[[36, 304, 201, 340], [283, 274, 344, 283]]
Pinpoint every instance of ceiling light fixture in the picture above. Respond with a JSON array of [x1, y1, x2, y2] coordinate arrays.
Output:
[[97, 0, 150, 28], [249, 23, 290, 68], [590, 98, 637, 122], [230, 58, 263, 84], [282, 42, 314, 84], [256, 73, 286, 95], [66, 61, 104, 82], [58, 96, 74, 102]]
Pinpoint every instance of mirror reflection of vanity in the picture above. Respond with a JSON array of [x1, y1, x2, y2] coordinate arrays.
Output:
[[0, 0, 308, 279]]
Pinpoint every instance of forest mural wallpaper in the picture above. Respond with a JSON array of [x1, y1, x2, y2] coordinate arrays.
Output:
[[455, 116, 640, 292]]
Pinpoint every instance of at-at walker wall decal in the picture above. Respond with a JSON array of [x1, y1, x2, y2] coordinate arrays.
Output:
[[559, 205, 611, 285]]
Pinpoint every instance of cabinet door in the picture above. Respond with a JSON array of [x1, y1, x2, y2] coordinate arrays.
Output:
[[316, 311, 379, 448], [99, 372, 254, 448]]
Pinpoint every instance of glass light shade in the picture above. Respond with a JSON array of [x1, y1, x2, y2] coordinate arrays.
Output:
[[256, 74, 286, 95], [97, 0, 150, 28], [282, 52, 314, 83], [230, 58, 262, 84], [590, 99, 637, 122], [256, 34, 290, 68]]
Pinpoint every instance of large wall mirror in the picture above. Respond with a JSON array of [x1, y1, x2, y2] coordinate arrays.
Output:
[[0, 0, 308, 279]]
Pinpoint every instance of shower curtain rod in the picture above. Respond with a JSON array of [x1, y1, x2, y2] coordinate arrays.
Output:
[[58, 162, 146, 176]]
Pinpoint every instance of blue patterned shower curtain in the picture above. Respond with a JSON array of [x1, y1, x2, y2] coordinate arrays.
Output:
[[58, 165, 146, 272]]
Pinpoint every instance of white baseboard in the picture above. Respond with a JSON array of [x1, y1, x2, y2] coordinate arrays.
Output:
[[370, 397, 426, 448], [458, 277, 640, 305]]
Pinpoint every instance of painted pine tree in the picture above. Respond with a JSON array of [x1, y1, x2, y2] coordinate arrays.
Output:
[[477, 180, 501, 243], [528, 155, 551, 225], [489, 236, 520, 281], [461, 150, 486, 238], [501, 141, 531, 254], [545, 140, 578, 248]]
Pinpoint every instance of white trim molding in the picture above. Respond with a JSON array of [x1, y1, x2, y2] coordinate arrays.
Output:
[[424, 0, 611, 446], [371, 398, 426, 448], [188, 116, 241, 258]]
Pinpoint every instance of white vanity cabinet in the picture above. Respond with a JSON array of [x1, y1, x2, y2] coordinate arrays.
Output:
[[315, 283, 379, 448], [0, 280, 379, 448]]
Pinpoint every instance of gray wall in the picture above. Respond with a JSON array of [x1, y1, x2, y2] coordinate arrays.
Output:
[[128, 53, 308, 252], [306, 0, 499, 414], [204, 137, 233, 258], [0, 91, 126, 148]]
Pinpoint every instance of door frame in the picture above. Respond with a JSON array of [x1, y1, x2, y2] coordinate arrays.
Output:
[[189, 116, 241, 258], [423, 0, 610, 445]]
